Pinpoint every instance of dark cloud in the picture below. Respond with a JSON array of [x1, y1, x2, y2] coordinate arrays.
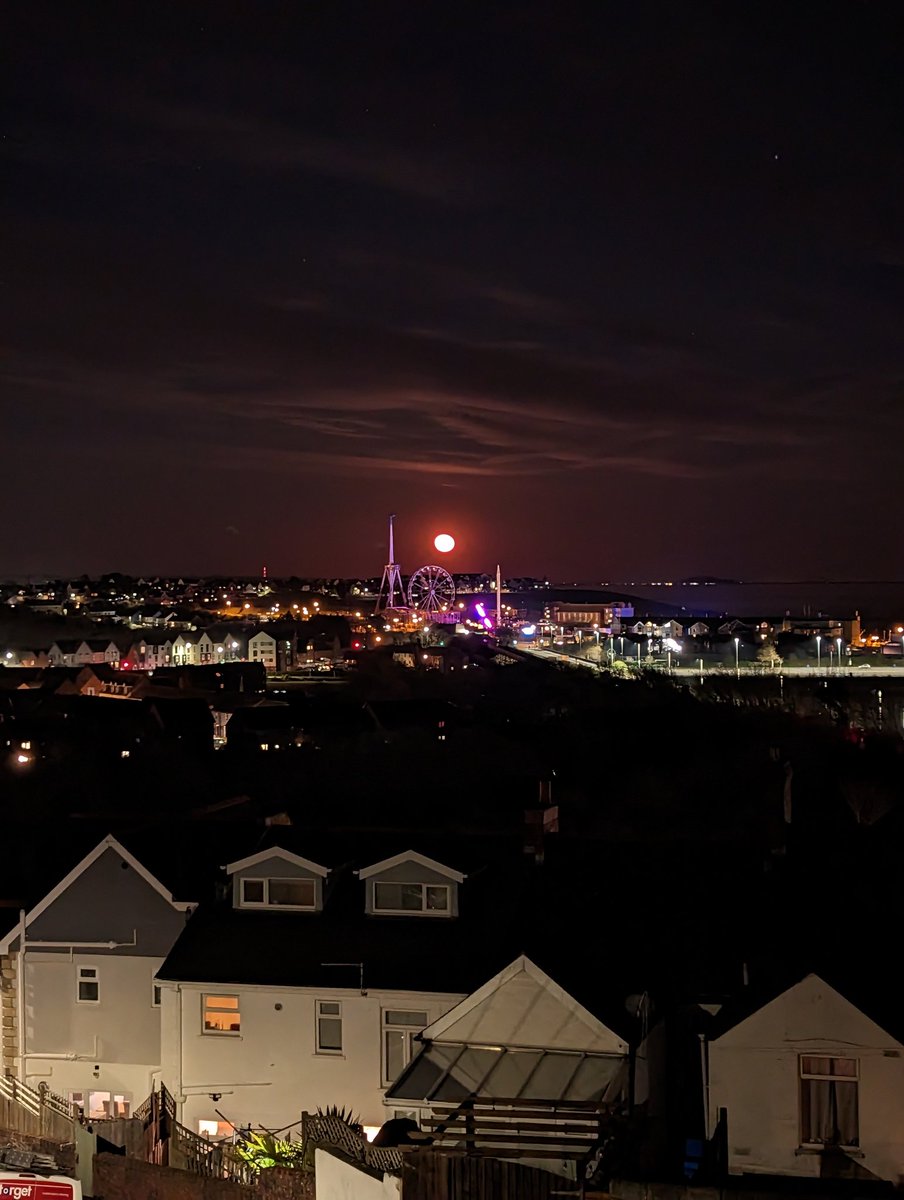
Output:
[[2, 2, 903, 578]]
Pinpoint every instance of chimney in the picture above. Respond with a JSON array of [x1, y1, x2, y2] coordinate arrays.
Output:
[[524, 779, 559, 863]]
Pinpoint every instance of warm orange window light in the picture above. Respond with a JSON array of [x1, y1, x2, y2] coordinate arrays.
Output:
[[203, 994, 241, 1034]]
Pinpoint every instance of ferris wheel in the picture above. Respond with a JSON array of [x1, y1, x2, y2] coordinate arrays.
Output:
[[407, 564, 456, 614]]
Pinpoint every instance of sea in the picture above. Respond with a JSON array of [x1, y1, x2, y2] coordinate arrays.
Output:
[[601, 581, 904, 626], [531, 581, 904, 627]]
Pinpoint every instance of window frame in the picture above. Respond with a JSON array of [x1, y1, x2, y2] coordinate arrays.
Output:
[[372, 882, 451, 915], [70, 1090, 132, 1120], [202, 993, 242, 1036], [799, 1055, 860, 1149], [239, 875, 317, 911], [76, 966, 100, 1005], [382, 1009, 428, 1085], [316, 999, 343, 1055], [152, 983, 162, 1008]]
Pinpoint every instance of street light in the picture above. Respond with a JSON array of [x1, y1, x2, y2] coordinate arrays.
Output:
[[734, 636, 740, 679], [816, 635, 822, 671], [836, 636, 842, 672], [699, 658, 704, 684]]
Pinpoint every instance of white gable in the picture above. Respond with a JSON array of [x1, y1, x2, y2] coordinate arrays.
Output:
[[714, 974, 902, 1051], [423, 956, 626, 1054], [357, 851, 465, 882], [225, 847, 329, 877]]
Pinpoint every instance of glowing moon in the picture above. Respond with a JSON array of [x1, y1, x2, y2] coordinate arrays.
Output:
[[434, 533, 455, 554]]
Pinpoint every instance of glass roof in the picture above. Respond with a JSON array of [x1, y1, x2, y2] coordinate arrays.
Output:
[[387, 1041, 625, 1104]]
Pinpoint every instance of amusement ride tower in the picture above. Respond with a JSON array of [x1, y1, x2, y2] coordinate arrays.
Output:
[[375, 513, 405, 613]]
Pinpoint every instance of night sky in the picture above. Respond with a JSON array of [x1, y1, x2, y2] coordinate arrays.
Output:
[[5, 3, 903, 581]]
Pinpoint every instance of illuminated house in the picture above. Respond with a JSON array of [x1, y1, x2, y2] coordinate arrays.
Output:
[[248, 629, 278, 670], [47, 639, 120, 668], [704, 974, 904, 1184], [156, 846, 473, 1137], [0, 835, 194, 1120]]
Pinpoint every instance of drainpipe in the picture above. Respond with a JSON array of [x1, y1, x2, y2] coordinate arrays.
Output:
[[25, 931, 137, 950], [175, 984, 184, 1119], [24, 1036, 99, 1062], [16, 909, 26, 1080], [698, 1033, 711, 1139]]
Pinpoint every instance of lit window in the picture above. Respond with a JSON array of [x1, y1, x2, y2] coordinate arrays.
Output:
[[203, 994, 241, 1035], [316, 1000, 342, 1053], [77, 966, 99, 1003], [70, 1091, 131, 1120], [800, 1056, 858, 1147], [373, 883, 450, 914], [383, 1010, 427, 1084], [198, 1118, 233, 1139], [239, 877, 316, 910]]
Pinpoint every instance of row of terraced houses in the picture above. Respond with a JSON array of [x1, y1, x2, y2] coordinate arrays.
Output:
[[6, 626, 332, 672]]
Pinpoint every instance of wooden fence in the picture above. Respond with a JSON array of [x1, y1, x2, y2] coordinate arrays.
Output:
[[402, 1149, 579, 1199], [301, 1111, 402, 1175], [422, 1096, 605, 1162], [0, 1072, 77, 1145], [135, 1083, 255, 1185]]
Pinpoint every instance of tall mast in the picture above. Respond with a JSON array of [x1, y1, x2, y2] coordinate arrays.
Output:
[[375, 513, 405, 613]]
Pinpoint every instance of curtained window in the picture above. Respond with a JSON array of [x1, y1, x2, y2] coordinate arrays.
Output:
[[800, 1056, 859, 1147]]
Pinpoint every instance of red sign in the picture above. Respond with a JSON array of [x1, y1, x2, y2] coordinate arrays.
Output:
[[0, 1179, 76, 1198]]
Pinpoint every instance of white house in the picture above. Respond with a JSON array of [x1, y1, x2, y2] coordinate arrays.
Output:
[[198, 631, 217, 664], [0, 836, 193, 1120], [156, 847, 475, 1138], [248, 630, 278, 670], [706, 973, 904, 1183], [132, 636, 173, 670], [171, 633, 202, 666], [48, 640, 119, 667]]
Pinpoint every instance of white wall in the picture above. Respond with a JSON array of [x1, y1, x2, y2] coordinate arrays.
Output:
[[23, 952, 165, 1104], [161, 983, 464, 1134], [315, 1148, 400, 1200], [709, 976, 904, 1183]]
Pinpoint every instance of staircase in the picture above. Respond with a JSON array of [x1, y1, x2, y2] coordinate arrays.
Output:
[[0, 1072, 77, 1145]]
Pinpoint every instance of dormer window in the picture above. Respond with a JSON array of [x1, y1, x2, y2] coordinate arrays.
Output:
[[374, 883, 449, 914], [358, 851, 465, 918], [240, 877, 316, 910], [227, 848, 328, 913]]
